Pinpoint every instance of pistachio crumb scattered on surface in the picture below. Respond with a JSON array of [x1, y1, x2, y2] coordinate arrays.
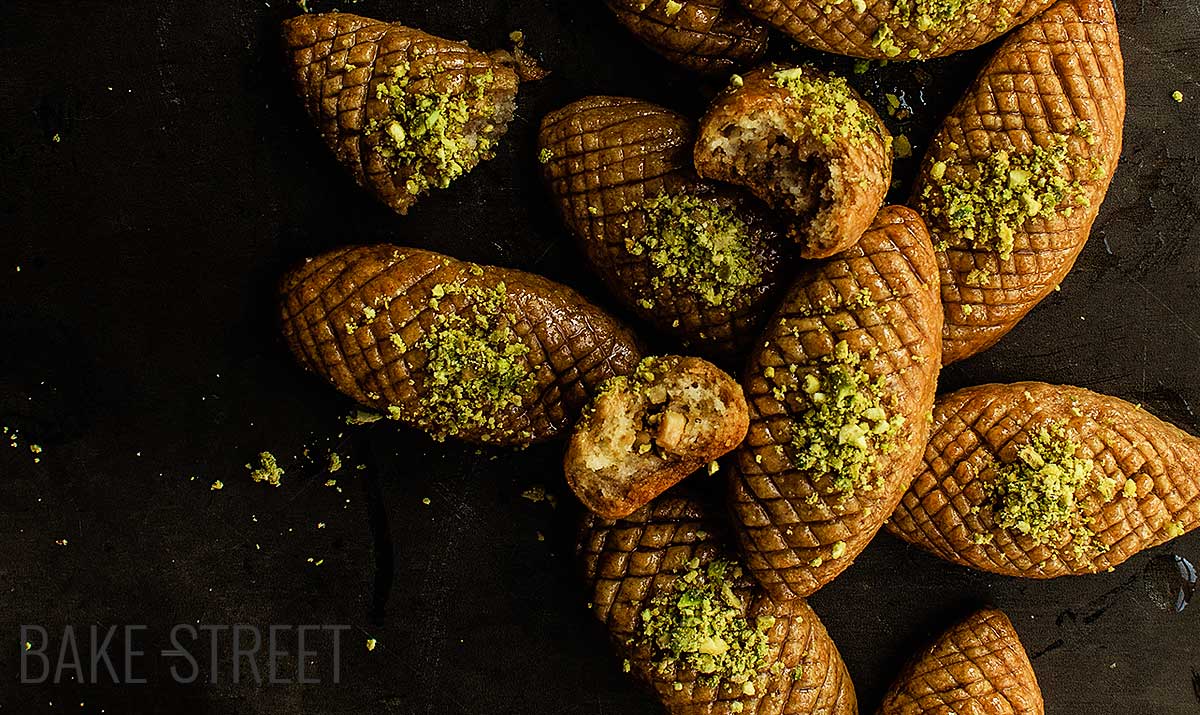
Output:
[[247, 451, 285, 487]]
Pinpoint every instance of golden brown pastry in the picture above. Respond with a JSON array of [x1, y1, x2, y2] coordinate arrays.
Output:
[[730, 206, 942, 600], [539, 96, 794, 358], [282, 13, 521, 215], [695, 66, 892, 258], [879, 609, 1044, 715], [565, 355, 748, 519], [909, 0, 1125, 365], [279, 246, 641, 447], [889, 382, 1200, 578], [607, 0, 769, 74], [736, 0, 1056, 60], [579, 495, 858, 715]]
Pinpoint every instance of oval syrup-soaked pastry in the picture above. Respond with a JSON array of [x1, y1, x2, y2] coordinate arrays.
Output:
[[736, 0, 1056, 60], [730, 206, 942, 600], [695, 65, 893, 259], [888, 382, 1200, 579], [282, 13, 521, 216], [565, 355, 749, 520], [579, 495, 858, 715], [879, 609, 1044, 715], [909, 0, 1125, 365], [279, 246, 642, 447], [607, 0, 769, 75], [539, 96, 794, 359]]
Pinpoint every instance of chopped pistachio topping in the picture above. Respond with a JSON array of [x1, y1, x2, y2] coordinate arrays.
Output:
[[770, 68, 882, 147], [986, 423, 1111, 557], [538, 147, 553, 164], [625, 192, 766, 308], [638, 559, 772, 686], [857, 0, 985, 58], [785, 341, 903, 494], [1172, 90, 1185, 104], [367, 61, 499, 197], [247, 451, 285, 487], [407, 281, 536, 442], [921, 128, 1093, 260]]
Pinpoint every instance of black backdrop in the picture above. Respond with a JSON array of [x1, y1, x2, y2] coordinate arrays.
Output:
[[1, 0, 1198, 713]]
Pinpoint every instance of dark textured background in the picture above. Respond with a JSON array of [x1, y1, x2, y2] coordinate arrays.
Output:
[[1, 0, 1198, 712]]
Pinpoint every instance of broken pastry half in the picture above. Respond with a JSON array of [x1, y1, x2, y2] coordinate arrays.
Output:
[[607, 0, 769, 75], [282, 13, 522, 215], [889, 382, 1200, 579], [730, 206, 942, 600], [565, 355, 748, 519], [695, 65, 893, 259], [736, 0, 1056, 61], [910, 0, 1125, 364], [879, 609, 1044, 715], [539, 96, 794, 358], [279, 246, 641, 447], [579, 494, 858, 715]]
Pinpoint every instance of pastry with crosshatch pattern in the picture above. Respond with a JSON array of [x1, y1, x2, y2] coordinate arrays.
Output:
[[579, 494, 858, 715], [888, 382, 1200, 578], [539, 96, 795, 359], [282, 13, 522, 215], [879, 608, 1043, 715], [606, 0, 769, 74], [736, 0, 1056, 60], [729, 206, 942, 600], [279, 245, 641, 447], [909, 0, 1125, 365]]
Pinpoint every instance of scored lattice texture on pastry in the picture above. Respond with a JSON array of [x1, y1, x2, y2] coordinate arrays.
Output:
[[909, 0, 1125, 365], [730, 206, 943, 601], [888, 382, 1200, 578], [607, 0, 769, 74], [282, 13, 520, 215], [539, 96, 793, 359], [279, 245, 642, 446], [735, 0, 1056, 60], [879, 609, 1044, 715], [579, 495, 858, 715]]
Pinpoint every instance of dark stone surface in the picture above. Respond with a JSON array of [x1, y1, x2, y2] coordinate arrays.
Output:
[[0, 0, 1197, 712]]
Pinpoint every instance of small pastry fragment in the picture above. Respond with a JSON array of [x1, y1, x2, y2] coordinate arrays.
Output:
[[889, 382, 1200, 579], [565, 356, 749, 519], [539, 96, 793, 357], [279, 246, 641, 447], [730, 206, 942, 600], [606, 0, 769, 75], [736, 0, 1056, 61], [910, 0, 1125, 364], [879, 609, 1044, 715], [695, 66, 892, 258], [579, 495, 858, 715], [282, 13, 522, 215]]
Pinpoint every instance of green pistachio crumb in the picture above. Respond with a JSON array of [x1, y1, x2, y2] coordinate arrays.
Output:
[[1172, 90, 1184, 103], [964, 268, 992, 286], [985, 423, 1112, 557], [638, 559, 772, 686], [366, 61, 500, 199], [921, 129, 1092, 260], [770, 67, 883, 147], [538, 148, 553, 164], [626, 192, 766, 309], [327, 453, 342, 473], [830, 541, 847, 559], [1166, 520, 1185, 538], [247, 451, 285, 487], [894, 134, 912, 159], [411, 281, 536, 442], [786, 340, 903, 495]]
